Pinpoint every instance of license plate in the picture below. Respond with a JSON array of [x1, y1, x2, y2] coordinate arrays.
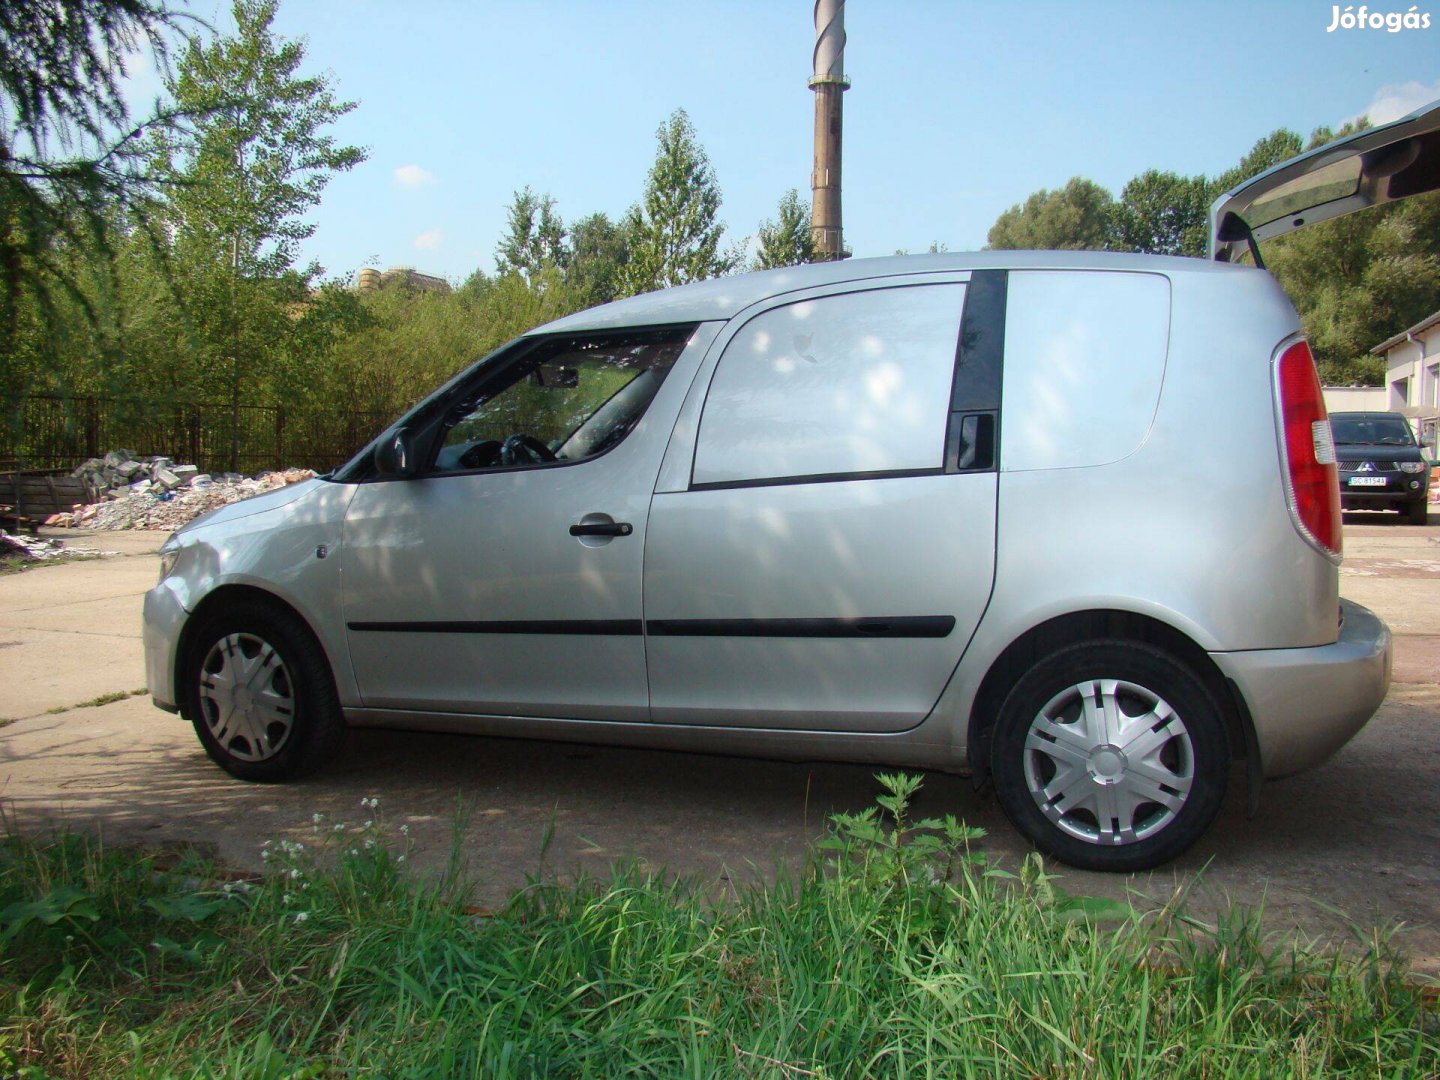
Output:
[[1347, 476, 1387, 487]]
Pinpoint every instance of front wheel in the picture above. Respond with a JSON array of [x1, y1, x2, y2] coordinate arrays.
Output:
[[990, 641, 1230, 872], [1406, 500, 1428, 525], [181, 600, 345, 782]]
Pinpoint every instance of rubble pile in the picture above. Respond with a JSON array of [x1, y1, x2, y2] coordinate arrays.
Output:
[[1, 529, 71, 561], [47, 450, 315, 530], [71, 449, 206, 499]]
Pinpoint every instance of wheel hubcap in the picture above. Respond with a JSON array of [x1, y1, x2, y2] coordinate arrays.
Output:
[[1023, 678, 1194, 846], [198, 632, 295, 763]]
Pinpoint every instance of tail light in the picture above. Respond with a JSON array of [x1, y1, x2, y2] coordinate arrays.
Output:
[[1274, 339, 1341, 560]]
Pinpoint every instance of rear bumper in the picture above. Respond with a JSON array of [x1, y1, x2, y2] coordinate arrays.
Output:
[[1209, 599, 1391, 778]]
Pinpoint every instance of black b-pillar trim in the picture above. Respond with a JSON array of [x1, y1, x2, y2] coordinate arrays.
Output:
[[946, 269, 1007, 474]]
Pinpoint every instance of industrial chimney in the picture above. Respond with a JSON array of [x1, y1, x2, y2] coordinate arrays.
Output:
[[809, 0, 850, 260]]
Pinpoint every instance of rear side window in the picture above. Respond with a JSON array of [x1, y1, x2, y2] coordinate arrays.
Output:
[[1001, 271, 1170, 472], [692, 284, 966, 486]]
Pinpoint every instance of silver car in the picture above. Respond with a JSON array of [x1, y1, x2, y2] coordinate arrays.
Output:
[[143, 102, 1439, 871]]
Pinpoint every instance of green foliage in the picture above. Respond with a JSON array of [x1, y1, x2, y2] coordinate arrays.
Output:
[[0, 0, 196, 409], [0, 783, 1434, 1077], [154, 0, 364, 281], [620, 108, 735, 294], [986, 177, 1116, 251], [494, 186, 568, 280], [753, 188, 815, 270], [139, 0, 366, 468], [1113, 170, 1212, 257], [567, 211, 630, 307]]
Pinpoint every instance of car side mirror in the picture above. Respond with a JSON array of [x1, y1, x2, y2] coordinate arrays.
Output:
[[373, 428, 420, 479]]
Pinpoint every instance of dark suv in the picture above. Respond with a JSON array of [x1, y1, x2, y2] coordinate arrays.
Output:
[[1331, 411, 1432, 524]]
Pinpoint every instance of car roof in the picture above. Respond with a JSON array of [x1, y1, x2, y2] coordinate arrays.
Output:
[[529, 250, 1258, 334], [1330, 411, 1407, 419]]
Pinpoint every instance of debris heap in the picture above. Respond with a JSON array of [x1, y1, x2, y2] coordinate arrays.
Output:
[[1, 530, 71, 561], [46, 450, 315, 531]]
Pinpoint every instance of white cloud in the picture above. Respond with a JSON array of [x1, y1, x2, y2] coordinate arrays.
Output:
[[413, 228, 443, 251], [393, 164, 435, 188], [1349, 79, 1440, 127]]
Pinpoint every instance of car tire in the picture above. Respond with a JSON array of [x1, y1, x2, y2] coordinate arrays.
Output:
[[990, 641, 1230, 873], [1406, 500, 1428, 525], [181, 600, 345, 782]]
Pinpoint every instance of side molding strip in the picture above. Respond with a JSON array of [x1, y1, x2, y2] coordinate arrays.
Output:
[[348, 616, 957, 639]]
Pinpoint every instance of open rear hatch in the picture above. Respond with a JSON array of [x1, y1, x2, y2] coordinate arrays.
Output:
[[1210, 99, 1440, 265]]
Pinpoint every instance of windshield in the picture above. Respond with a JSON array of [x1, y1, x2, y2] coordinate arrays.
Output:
[[1330, 414, 1416, 446]]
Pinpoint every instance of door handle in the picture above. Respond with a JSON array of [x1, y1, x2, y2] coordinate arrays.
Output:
[[569, 521, 633, 537]]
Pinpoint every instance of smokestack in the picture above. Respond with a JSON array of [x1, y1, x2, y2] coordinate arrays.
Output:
[[809, 0, 850, 260]]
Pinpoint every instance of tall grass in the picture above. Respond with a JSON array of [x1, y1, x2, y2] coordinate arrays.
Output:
[[0, 776, 1434, 1078]]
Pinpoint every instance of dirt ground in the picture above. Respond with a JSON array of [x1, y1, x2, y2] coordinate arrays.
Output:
[[1, 516, 1436, 974]]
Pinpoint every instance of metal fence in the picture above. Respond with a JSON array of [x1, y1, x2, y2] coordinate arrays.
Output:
[[0, 395, 393, 475]]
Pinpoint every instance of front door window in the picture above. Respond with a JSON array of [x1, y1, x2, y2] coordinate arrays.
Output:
[[433, 331, 690, 474]]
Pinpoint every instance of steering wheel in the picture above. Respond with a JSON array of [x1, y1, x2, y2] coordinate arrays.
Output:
[[457, 439, 502, 468], [500, 433, 557, 466]]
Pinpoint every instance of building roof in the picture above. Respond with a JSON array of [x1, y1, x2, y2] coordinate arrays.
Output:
[[1372, 309, 1440, 355], [531, 250, 1260, 334]]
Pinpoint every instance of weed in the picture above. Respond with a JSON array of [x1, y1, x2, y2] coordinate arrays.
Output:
[[42, 688, 147, 716], [0, 776, 1432, 1077]]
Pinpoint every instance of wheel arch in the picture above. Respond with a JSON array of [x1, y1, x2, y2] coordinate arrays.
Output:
[[966, 609, 1258, 787], [174, 584, 334, 711]]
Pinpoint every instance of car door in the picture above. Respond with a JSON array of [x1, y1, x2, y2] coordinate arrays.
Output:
[[642, 274, 1004, 732], [341, 323, 707, 721], [1210, 99, 1440, 263]]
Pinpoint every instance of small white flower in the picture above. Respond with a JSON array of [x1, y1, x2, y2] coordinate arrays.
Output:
[[288, 868, 302, 880], [333, 823, 346, 833], [364, 838, 377, 850], [283, 892, 294, 905], [312, 813, 324, 824], [399, 824, 409, 835], [294, 911, 309, 924], [396, 854, 406, 864]]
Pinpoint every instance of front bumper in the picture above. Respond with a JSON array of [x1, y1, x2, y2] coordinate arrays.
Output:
[[1339, 474, 1428, 508], [1210, 599, 1391, 779], [143, 580, 187, 711]]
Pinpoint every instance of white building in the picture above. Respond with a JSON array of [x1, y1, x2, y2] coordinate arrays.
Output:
[[1371, 308, 1440, 444]]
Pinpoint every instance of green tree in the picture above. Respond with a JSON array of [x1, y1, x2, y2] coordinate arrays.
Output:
[[752, 189, 814, 270], [1211, 129, 1305, 197], [985, 177, 1115, 251], [1112, 170, 1211, 257], [0, 0, 191, 405], [619, 108, 734, 294], [153, 0, 365, 468], [567, 211, 629, 308], [494, 186, 567, 280]]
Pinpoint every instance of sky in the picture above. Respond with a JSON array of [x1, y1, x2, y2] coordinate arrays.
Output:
[[128, 0, 1440, 284]]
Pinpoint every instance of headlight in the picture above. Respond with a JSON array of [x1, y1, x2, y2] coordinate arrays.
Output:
[[158, 542, 180, 582], [1399, 461, 1428, 474]]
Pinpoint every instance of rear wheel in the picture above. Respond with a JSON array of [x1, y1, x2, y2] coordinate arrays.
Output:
[[990, 641, 1229, 872], [181, 600, 344, 782]]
